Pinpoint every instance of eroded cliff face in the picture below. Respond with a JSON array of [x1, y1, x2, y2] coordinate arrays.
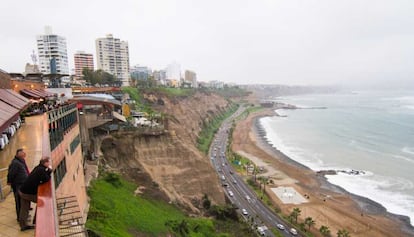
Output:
[[100, 91, 230, 213]]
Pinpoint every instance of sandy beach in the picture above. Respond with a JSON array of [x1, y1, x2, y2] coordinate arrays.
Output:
[[231, 108, 414, 237]]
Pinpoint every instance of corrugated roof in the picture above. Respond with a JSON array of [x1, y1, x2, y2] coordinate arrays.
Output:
[[0, 89, 30, 110], [21, 89, 41, 99], [33, 89, 56, 97], [0, 100, 20, 132], [21, 89, 57, 99]]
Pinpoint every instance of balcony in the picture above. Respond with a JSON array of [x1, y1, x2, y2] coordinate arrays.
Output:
[[0, 104, 87, 237]]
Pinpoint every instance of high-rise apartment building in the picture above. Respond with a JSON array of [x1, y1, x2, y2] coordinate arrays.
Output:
[[74, 51, 94, 80], [95, 34, 130, 86], [36, 26, 69, 80], [166, 62, 181, 81], [184, 70, 197, 88]]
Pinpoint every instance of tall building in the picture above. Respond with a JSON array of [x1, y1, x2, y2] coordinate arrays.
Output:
[[184, 70, 197, 88], [153, 70, 167, 85], [95, 34, 130, 86], [130, 65, 151, 81], [74, 51, 94, 80], [36, 26, 69, 79], [166, 62, 181, 81]]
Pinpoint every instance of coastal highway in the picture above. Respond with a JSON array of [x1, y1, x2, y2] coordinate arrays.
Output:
[[209, 106, 300, 237]]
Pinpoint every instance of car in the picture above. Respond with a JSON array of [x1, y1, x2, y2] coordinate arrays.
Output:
[[228, 190, 234, 197], [241, 208, 248, 215], [245, 195, 250, 201], [222, 183, 229, 187], [232, 179, 237, 184], [289, 228, 298, 235], [276, 224, 285, 230], [229, 170, 234, 174]]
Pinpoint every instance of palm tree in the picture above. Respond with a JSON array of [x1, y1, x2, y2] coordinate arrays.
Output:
[[290, 207, 301, 224], [337, 229, 350, 237], [304, 217, 315, 231], [319, 225, 331, 237]]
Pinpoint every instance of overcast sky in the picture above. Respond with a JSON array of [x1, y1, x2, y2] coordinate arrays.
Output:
[[1, 0, 414, 87]]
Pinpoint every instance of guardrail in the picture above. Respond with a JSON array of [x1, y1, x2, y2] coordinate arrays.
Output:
[[36, 103, 78, 237]]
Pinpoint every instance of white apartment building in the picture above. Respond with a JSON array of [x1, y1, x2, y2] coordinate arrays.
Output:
[[36, 27, 69, 80], [95, 34, 130, 86], [166, 62, 181, 81]]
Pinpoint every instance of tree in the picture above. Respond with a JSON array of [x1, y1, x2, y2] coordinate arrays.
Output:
[[202, 194, 211, 210], [82, 68, 117, 86], [165, 219, 189, 237], [319, 225, 331, 237], [290, 207, 301, 224], [337, 229, 350, 237], [304, 217, 315, 231]]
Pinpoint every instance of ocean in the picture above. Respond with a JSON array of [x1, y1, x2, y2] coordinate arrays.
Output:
[[260, 90, 414, 226]]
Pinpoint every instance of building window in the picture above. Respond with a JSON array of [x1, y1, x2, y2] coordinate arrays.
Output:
[[54, 157, 67, 188], [70, 135, 81, 154]]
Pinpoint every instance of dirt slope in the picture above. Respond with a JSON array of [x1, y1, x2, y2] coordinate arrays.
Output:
[[100, 91, 230, 213]]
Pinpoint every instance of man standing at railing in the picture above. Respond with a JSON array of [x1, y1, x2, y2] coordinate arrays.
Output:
[[18, 157, 52, 231], [7, 148, 30, 222]]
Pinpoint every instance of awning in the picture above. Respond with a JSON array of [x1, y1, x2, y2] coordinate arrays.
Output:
[[0, 100, 20, 132], [0, 89, 30, 110], [21, 89, 41, 99], [112, 111, 127, 122], [34, 89, 56, 97]]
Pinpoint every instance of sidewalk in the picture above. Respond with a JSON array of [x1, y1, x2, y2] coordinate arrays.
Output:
[[0, 115, 44, 237]]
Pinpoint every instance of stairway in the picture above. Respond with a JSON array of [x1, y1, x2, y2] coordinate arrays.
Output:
[[56, 195, 88, 237]]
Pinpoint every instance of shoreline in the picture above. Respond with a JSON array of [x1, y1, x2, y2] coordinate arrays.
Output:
[[254, 114, 413, 220], [231, 107, 414, 236]]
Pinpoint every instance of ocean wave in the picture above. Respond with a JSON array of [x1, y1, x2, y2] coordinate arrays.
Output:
[[402, 147, 414, 155], [326, 173, 414, 226], [393, 155, 414, 164]]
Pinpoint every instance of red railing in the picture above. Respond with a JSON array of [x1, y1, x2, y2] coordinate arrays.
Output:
[[35, 112, 59, 237]]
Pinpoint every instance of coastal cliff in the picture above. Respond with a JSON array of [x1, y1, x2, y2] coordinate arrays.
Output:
[[98, 91, 231, 213]]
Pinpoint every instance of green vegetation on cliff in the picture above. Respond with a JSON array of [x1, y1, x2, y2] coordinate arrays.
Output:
[[86, 173, 252, 237], [197, 103, 239, 154]]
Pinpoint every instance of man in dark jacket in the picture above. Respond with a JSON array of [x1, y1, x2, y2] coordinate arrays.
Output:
[[18, 157, 52, 231], [7, 148, 30, 221]]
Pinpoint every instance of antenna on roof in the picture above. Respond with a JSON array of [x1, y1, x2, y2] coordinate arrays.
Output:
[[31, 50, 38, 65]]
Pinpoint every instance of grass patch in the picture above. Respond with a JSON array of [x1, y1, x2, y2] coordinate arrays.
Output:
[[122, 87, 141, 102], [86, 172, 252, 237], [197, 103, 239, 154], [235, 105, 263, 121], [121, 87, 155, 115], [86, 173, 184, 236]]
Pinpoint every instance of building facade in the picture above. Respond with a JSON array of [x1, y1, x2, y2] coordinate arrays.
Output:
[[166, 62, 181, 81], [74, 51, 94, 80], [184, 70, 197, 88], [95, 34, 130, 86], [130, 65, 151, 81], [36, 27, 69, 80], [153, 70, 167, 85]]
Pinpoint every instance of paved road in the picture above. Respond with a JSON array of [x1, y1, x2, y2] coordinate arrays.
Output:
[[209, 106, 301, 237]]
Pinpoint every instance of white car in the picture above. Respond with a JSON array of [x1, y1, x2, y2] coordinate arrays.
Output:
[[228, 190, 234, 197], [289, 228, 298, 235], [241, 208, 248, 215], [276, 224, 285, 230]]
